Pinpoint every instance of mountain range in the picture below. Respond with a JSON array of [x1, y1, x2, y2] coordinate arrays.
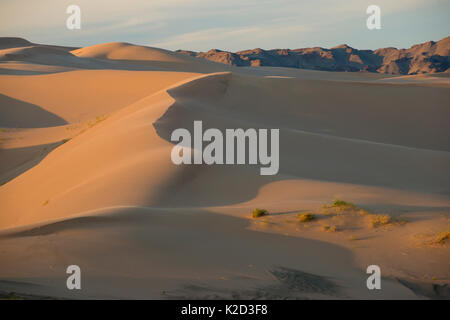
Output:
[[177, 36, 450, 74]]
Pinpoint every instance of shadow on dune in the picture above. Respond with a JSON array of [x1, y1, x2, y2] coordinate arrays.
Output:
[[0, 207, 358, 299], [356, 203, 450, 217], [397, 278, 450, 300], [0, 67, 55, 75], [109, 58, 233, 74], [0, 94, 67, 128], [0, 56, 232, 76], [0, 140, 68, 185], [0, 212, 148, 239], [163, 266, 342, 300], [151, 72, 450, 208], [0, 206, 421, 299]]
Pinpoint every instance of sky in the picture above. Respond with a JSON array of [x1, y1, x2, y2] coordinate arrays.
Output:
[[0, 0, 449, 52]]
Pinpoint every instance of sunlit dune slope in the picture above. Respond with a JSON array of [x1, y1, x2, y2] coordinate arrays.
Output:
[[71, 42, 186, 62], [0, 70, 198, 124]]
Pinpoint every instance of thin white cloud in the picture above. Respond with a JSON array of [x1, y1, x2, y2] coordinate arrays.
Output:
[[152, 23, 310, 51]]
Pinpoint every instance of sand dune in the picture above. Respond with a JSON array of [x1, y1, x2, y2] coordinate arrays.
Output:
[[3, 71, 448, 227], [0, 207, 420, 300], [0, 46, 73, 61], [71, 42, 186, 62], [71, 42, 236, 73], [0, 70, 198, 123], [0, 37, 33, 50], [0, 39, 449, 299]]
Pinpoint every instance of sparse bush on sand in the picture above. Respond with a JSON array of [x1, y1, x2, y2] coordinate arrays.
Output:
[[322, 225, 337, 232], [1, 293, 23, 300], [252, 208, 268, 218], [368, 214, 392, 228], [87, 114, 107, 128], [359, 209, 370, 216], [431, 230, 450, 245], [323, 199, 402, 229], [298, 212, 315, 223], [332, 199, 356, 210]]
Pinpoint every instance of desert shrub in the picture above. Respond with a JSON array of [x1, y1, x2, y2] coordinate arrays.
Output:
[[432, 230, 450, 245], [87, 114, 107, 128], [2, 293, 23, 300], [298, 212, 315, 223], [322, 225, 337, 232], [369, 214, 392, 228], [332, 199, 356, 209], [359, 209, 370, 216], [252, 208, 268, 218]]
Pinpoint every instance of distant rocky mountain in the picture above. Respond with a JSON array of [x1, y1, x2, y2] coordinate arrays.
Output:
[[177, 36, 450, 74]]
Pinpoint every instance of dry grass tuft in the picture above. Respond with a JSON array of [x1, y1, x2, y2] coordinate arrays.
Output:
[[368, 214, 392, 228], [298, 212, 315, 223], [359, 209, 370, 216], [430, 230, 450, 245], [321, 225, 337, 232], [87, 114, 107, 128], [252, 208, 268, 218], [332, 199, 356, 210]]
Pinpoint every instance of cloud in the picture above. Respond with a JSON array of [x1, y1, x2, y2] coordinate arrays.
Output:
[[0, 0, 446, 50], [152, 23, 310, 51]]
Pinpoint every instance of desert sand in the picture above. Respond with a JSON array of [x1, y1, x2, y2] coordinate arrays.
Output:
[[0, 38, 449, 299]]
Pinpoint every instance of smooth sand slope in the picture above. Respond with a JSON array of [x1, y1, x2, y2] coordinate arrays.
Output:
[[0, 39, 449, 299]]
